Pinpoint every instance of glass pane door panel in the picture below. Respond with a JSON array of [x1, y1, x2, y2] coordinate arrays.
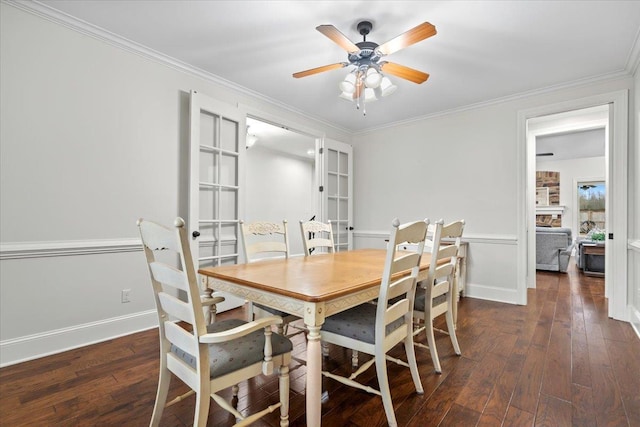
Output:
[[199, 187, 217, 219], [339, 152, 348, 174], [220, 153, 238, 186], [328, 149, 338, 173], [199, 223, 216, 240], [327, 173, 337, 196], [199, 111, 217, 148], [199, 151, 218, 183], [220, 118, 238, 152], [328, 197, 337, 220], [219, 189, 238, 219], [339, 175, 348, 196]]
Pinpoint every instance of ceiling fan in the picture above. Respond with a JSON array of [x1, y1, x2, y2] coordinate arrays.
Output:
[[293, 20, 436, 106]]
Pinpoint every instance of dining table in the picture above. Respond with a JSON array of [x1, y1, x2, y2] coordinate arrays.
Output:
[[198, 248, 435, 427]]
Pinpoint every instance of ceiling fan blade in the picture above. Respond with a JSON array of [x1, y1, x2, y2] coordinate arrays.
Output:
[[381, 62, 430, 84], [293, 62, 347, 78], [377, 22, 437, 56], [316, 25, 360, 53]]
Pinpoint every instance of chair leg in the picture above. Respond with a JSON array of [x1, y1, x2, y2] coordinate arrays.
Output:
[[150, 364, 171, 427], [404, 334, 424, 394], [446, 308, 461, 356], [279, 365, 290, 427], [351, 350, 359, 367], [425, 317, 441, 374], [193, 388, 211, 427], [374, 352, 397, 427]]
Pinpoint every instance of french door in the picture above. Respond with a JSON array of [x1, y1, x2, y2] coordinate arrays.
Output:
[[189, 90, 245, 312], [321, 138, 353, 251]]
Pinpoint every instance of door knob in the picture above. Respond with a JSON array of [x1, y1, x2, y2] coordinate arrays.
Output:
[[192, 231, 201, 238]]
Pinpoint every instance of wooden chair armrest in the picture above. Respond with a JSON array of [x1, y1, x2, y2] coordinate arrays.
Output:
[[199, 316, 284, 343], [201, 293, 226, 307]]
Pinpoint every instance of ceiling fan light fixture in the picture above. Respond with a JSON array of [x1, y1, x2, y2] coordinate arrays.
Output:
[[379, 76, 397, 97], [364, 87, 377, 102], [364, 67, 382, 88], [339, 72, 357, 94]]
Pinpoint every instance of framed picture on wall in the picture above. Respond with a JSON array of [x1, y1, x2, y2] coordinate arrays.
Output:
[[536, 187, 549, 206]]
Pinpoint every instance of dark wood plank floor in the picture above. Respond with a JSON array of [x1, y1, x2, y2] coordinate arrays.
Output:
[[1, 262, 638, 426]]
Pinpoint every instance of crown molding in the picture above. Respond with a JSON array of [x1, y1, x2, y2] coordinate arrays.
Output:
[[4, 0, 636, 138], [4, 0, 350, 136], [353, 70, 632, 136]]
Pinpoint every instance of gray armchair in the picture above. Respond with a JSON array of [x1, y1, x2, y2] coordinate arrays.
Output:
[[536, 227, 574, 272]]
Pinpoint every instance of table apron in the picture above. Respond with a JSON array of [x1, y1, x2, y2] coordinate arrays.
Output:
[[205, 277, 382, 326]]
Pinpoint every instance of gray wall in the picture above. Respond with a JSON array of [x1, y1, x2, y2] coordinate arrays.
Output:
[[0, 3, 349, 366]]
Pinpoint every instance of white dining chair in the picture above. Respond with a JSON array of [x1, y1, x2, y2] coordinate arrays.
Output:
[[240, 220, 301, 335], [299, 220, 335, 255], [320, 218, 428, 427], [412, 219, 465, 373], [138, 217, 292, 427]]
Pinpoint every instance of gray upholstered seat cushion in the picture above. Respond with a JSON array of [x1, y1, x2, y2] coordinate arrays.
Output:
[[322, 303, 405, 344], [414, 293, 447, 312], [254, 303, 290, 317], [171, 318, 292, 379]]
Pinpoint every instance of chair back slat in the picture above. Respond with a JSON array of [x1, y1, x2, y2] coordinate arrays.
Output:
[[300, 220, 335, 256], [390, 252, 421, 276], [159, 292, 195, 324], [377, 219, 428, 342], [150, 262, 189, 292], [165, 320, 198, 356], [241, 220, 290, 262]]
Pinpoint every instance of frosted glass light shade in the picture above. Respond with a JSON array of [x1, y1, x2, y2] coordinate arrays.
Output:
[[380, 76, 397, 97], [339, 73, 357, 94], [364, 67, 382, 88], [364, 87, 377, 102]]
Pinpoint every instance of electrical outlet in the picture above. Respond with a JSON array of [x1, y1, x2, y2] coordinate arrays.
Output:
[[121, 289, 131, 303]]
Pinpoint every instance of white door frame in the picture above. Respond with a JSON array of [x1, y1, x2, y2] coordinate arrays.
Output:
[[516, 90, 629, 320]]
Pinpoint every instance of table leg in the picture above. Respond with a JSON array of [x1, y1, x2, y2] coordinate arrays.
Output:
[[306, 324, 322, 427]]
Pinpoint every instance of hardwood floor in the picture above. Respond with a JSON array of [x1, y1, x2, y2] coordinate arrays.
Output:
[[1, 262, 638, 426]]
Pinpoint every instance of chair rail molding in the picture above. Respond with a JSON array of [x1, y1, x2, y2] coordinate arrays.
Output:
[[353, 230, 517, 245], [0, 238, 143, 260]]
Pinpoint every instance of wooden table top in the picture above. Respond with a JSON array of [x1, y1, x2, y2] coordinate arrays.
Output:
[[198, 248, 433, 303]]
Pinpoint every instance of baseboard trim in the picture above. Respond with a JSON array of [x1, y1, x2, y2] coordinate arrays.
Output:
[[630, 306, 640, 341], [0, 309, 158, 367], [464, 283, 520, 305]]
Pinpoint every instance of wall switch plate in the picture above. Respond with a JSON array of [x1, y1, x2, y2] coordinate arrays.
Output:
[[121, 289, 131, 303]]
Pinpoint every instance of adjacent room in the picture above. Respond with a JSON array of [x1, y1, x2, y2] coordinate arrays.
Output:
[[1, 1, 639, 426]]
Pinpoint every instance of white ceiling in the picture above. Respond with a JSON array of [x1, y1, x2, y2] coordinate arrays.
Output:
[[27, 1, 640, 133], [537, 128, 605, 161]]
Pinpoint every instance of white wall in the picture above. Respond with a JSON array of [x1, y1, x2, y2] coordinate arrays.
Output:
[[0, 3, 349, 366], [351, 76, 634, 306], [536, 156, 606, 234], [245, 146, 315, 256]]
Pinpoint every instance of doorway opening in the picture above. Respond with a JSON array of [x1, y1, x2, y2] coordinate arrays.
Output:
[[244, 116, 319, 257]]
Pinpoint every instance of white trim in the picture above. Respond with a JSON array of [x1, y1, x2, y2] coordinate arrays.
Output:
[[629, 239, 640, 252], [6, 0, 636, 140], [630, 306, 640, 341], [353, 230, 517, 245], [464, 283, 520, 305], [517, 90, 629, 321], [0, 310, 158, 367], [535, 205, 566, 216], [0, 238, 142, 260], [354, 73, 631, 136]]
